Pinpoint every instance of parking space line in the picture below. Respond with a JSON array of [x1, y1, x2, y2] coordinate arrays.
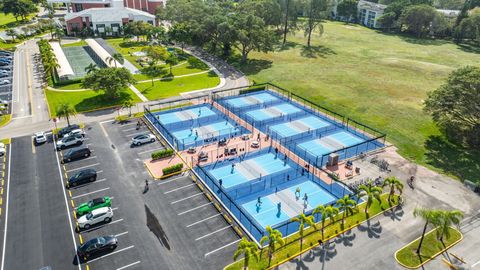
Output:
[[66, 163, 100, 173], [116, 261, 141, 270], [112, 207, 119, 211], [195, 225, 232, 241], [80, 219, 124, 234], [186, 213, 222, 228], [164, 183, 196, 194], [157, 177, 183, 186], [204, 239, 241, 257], [137, 147, 164, 155], [125, 131, 149, 137], [87, 245, 135, 263], [96, 170, 103, 174], [115, 231, 128, 237], [178, 202, 213, 216], [121, 127, 138, 132], [72, 187, 110, 199], [171, 192, 203, 204]]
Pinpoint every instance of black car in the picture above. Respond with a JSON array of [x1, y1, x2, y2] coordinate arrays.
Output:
[[58, 124, 81, 138], [67, 168, 97, 188], [77, 236, 118, 259], [62, 146, 91, 163]]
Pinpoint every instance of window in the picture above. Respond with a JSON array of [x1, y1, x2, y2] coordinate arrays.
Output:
[[147, 20, 154, 25], [74, 3, 83, 12]]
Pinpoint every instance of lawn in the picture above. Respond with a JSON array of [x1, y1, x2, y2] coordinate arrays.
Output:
[[61, 40, 88, 48], [104, 38, 150, 68], [236, 21, 480, 182], [395, 227, 462, 268], [54, 82, 84, 90], [133, 62, 210, 81], [135, 71, 220, 100], [0, 114, 11, 128], [0, 13, 32, 29], [45, 89, 141, 117]]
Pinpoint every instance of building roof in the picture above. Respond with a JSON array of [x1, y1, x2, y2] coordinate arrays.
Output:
[[436, 9, 461, 17], [49, 42, 75, 78], [65, 7, 155, 22], [358, 0, 387, 12]]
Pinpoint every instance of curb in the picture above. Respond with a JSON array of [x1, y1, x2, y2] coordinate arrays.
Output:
[[393, 227, 463, 269]]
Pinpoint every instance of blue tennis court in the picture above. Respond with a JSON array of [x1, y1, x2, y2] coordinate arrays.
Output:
[[208, 152, 291, 189], [226, 92, 279, 108], [158, 105, 217, 125], [269, 116, 331, 138], [171, 121, 240, 146], [297, 131, 365, 161], [241, 197, 290, 228], [245, 103, 302, 122]]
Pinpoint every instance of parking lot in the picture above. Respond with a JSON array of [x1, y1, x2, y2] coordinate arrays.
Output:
[[0, 50, 13, 115]]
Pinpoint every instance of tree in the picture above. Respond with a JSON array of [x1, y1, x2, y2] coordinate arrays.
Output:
[[168, 23, 193, 52], [436, 210, 463, 243], [302, 0, 331, 47], [454, 10, 480, 42], [82, 67, 136, 99], [358, 181, 383, 215], [105, 53, 123, 68], [147, 26, 166, 42], [232, 13, 276, 63], [143, 45, 168, 64], [84, 63, 98, 74], [337, 0, 358, 22], [400, 5, 438, 37], [382, 176, 403, 202], [5, 29, 17, 42], [142, 61, 165, 86], [164, 53, 178, 75], [413, 208, 442, 254], [56, 102, 77, 126], [378, 12, 398, 30], [290, 213, 316, 252], [424, 66, 480, 148], [54, 27, 64, 45], [233, 238, 259, 270], [336, 195, 357, 228], [122, 98, 135, 117], [123, 21, 153, 41], [1, 0, 37, 21], [259, 226, 285, 267], [313, 205, 338, 239]]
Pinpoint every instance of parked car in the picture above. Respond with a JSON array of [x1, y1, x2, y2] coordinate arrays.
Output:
[[0, 99, 8, 105], [57, 124, 81, 137], [198, 151, 208, 162], [0, 51, 12, 55], [62, 146, 91, 163], [76, 197, 112, 216], [67, 168, 97, 188], [0, 73, 8, 78], [0, 80, 10, 85], [34, 132, 47, 144], [0, 66, 12, 71], [0, 62, 9, 66], [0, 69, 8, 74], [77, 236, 118, 259], [241, 134, 250, 141], [251, 141, 260, 148], [56, 134, 84, 150], [63, 128, 85, 138], [131, 133, 155, 146], [77, 207, 113, 230], [0, 143, 5, 157]]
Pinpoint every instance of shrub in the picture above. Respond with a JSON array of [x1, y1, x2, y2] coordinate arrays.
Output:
[[162, 163, 183, 175], [151, 149, 174, 160], [239, 85, 266, 95], [187, 56, 209, 70]]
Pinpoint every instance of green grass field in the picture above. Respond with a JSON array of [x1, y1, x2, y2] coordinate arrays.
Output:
[[237, 21, 480, 182], [0, 13, 32, 29], [45, 89, 141, 117], [135, 71, 220, 100], [105, 38, 150, 69]]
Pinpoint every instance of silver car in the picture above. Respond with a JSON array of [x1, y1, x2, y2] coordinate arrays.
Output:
[[56, 134, 84, 150], [77, 207, 113, 230], [131, 133, 155, 146]]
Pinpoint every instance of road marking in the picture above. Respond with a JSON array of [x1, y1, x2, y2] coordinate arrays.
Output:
[[195, 225, 232, 241], [115, 231, 128, 237], [121, 127, 138, 132], [99, 121, 109, 138], [157, 177, 184, 186], [87, 245, 135, 263], [125, 131, 149, 137], [11, 115, 32, 120], [186, 213, 222, 228], [0, 145, 11, 270], [116, 122, 138, 127], [171, 192, 203, 204], [99, 119, 115, 124], [137, 147, 164, 155], [96, 170, 104, 174], [51, 136, 82, 270], [66, 163, 100, 173], [116, 261, 141, 270], [472, 259, 480, 268], [109, 219, 123, 225], [178, 202, 213, 216], [72, 187, 110, 199], [204, 239, 241, 257], [31, 139, 35, 154], [164, 183, 196, 194], [25, 50, 33, 116], [112, 207, 119, 211]]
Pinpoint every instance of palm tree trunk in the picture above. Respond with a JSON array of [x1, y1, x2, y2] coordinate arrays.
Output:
[[342, 211, 346, 227], [268, 250, 272, 267], [416, 221, 429, 254], [282, 0, 290, 45], [321, 220, 325, 239], [66, 114, 70, 126]]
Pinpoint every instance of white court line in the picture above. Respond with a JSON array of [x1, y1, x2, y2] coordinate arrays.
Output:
[[115, 231, 129, 237], [178, 202, 213, 216], [137, 147, 164, 155], [171, 193, 204, 204], [125, 131, 149, 137], [204, 239, 241, 257], [72, 187, 110, 199], [66, 163, 100, 173], [116, 261, 141, 270], [472, 259, 480, 268], [195, 226, 232, 241], [157, 177, 184, 186], [164, 183, 196, 194], [87, 245, 135, 263], [186, 213, 222, 228]]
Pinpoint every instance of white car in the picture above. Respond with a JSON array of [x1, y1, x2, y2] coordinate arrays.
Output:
[[64, 128, 85, 138], [56, 134, 84, 150], [131, 133, 155, 146], [251, 141, 260, 148], [0, 80, 10, 85], [34, 132, 47, 144], [0, 143, 5, 157], [77, 207, 113, 230]]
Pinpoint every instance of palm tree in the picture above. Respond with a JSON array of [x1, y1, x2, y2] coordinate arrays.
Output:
[[336, 195, 357, 228], [233, 238, 259, 270], [5, 29, 17, 43], [259, 226, 285, 267], [56, 103, 77, 126], [436, 210, 463, 244], [290, 213, 316, 252], [413, 208, 442, 254], [54, 28, 64, 45], [122, 99, 135, 117], [382, 176, 404, 202], [84, 63, 98, 74], [313, 205, 339, 239], [106, 53, 124, 68], [358, 180, 383, 216]]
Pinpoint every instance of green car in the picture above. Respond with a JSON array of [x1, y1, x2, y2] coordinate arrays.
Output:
[[76, 197, 111, 216]]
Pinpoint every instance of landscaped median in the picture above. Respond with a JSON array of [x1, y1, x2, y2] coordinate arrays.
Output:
[[395, 227, 462, 269], [225, 194, 401, 270], [0, 114, 12, 128]]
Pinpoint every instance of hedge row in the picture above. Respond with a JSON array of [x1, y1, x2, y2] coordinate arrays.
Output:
[[162, 163, 183, 175], [152, 149, 174, 160]]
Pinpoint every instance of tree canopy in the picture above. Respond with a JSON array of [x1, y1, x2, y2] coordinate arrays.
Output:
[[82, 68, 136, 100]]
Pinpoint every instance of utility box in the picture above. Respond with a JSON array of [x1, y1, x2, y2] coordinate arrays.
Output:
[[328, 153, 339, 167]]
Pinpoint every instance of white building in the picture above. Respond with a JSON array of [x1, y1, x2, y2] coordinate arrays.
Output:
[[357, 0, 387, 28]]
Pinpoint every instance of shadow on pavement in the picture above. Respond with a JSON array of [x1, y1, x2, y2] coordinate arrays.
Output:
[[357, 219, 382, 239]]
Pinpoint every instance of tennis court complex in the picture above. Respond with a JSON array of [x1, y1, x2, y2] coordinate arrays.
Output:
[[62, 46, 105, 79]]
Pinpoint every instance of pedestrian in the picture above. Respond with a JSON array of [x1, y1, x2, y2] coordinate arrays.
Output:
[[144, 179, 149, 193], [303, 193, 308, 202], [295, 187, 301, 198], [256, 196, 262, 207], [231, 163, 235, 173], [195, 130, 198, 137], [277, 202, 281, 213], [219, 179, 223, 187], [287, 175, 290, 181], [257, 133, 260, 141], [275, 187, 278, 193]]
